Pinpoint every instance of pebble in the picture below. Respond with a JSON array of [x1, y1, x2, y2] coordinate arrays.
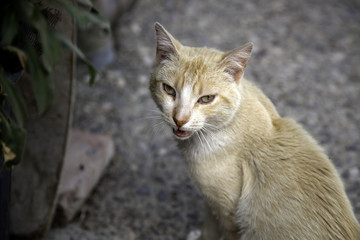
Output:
[[349, 167, 360, 182]]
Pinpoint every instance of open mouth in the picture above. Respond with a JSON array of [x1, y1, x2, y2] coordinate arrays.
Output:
[[173, 129, 192, 139]]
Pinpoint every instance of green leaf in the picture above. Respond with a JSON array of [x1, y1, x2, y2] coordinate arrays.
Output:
[[54, 32, 97, 85], [0, 11, 18, 46], [76, 0, 94, 8], [24, 39, 54, 115], [23, 6, 61, 73], [0, 70, 27, 126], [0, 108, 27, 170], [50, 0, 110, 30]]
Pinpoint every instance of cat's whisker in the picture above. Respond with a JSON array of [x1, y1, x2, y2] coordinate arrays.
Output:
[[139, 109, 163, 120], [195, 131, 206, 148], [152, 120, 167, 128], [198, 129, 213, 152], [203, 122, 220, 131], [144, 109, 162, 114], [200, 125, 218, 141], [200, 127, 212, 135], [133, 114, 164, 124], [151, 120, 169, 138], [141, 115, 164, 120]]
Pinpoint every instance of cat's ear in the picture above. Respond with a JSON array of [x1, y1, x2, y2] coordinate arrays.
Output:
[[154, 22, 182, 65], [220, 42, 253, 81]]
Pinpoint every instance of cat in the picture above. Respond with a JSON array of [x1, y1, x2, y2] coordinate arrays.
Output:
[[149, 22, 360, 240]]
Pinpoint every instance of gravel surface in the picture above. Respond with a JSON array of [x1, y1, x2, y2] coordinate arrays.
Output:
[[44, 0, 360, 239]]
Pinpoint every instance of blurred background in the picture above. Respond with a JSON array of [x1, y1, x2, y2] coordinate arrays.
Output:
[[43, 0, 360, 239]]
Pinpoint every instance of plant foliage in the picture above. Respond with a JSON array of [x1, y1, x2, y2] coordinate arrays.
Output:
[[0, 0, 109, 170]]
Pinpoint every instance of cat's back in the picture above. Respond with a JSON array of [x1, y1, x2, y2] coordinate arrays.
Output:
[[239, 116, 360, 240]]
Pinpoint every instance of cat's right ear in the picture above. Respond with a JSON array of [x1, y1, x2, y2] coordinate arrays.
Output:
[[154, 22, 181, 65]]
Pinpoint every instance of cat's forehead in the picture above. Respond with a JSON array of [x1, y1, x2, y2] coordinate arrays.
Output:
[[182, 56, 211, 81], [176, 48, 223, 87], [174, 70, 219, 96], [181, 47, 223, 65]]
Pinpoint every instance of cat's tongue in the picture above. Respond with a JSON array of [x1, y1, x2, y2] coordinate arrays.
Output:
[[173, 129, 192, 138]]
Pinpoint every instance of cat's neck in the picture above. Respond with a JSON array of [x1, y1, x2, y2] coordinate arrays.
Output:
[[178, 78, 279, 162]]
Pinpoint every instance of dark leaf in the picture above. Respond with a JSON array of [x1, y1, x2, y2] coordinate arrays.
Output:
[[76, 0, 93, 8], [23, 7, 61, 73], [50, 0, 110, 30], [54, 32, 97, 85], [0, 108, 27, 170], [24, 39, 54, 115], [0, 11, 18, 46], [0, 70, 27, 126]]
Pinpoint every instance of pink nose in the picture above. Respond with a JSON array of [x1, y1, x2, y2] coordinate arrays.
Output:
[[173, 117, 188, 127]]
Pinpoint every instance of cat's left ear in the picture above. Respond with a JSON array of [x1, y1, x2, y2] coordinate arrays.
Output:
[[154, 22, 182, 65], [220, 42, 253, 82]]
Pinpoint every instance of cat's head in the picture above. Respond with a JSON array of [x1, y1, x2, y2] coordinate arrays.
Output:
[[150, 23, 253, 140]]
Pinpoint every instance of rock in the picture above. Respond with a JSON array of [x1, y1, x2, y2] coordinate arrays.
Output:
[[55, 129, 114, 225]]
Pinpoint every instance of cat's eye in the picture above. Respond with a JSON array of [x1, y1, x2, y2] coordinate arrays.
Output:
[[163, 83, 176, 97], [198, 95, 216, 104]]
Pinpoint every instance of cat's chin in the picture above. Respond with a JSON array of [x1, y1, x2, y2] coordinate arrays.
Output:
[[173, 129, 193, 140]]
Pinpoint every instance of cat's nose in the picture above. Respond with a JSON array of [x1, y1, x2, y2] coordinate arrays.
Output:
[[173, 117, 188, 128]]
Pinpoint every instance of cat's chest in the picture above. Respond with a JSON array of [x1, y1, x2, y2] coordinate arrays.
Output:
[[186, 152, 243, 213]]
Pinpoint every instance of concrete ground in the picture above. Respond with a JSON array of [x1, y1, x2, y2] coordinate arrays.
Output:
[[44, 0, 360, 239]]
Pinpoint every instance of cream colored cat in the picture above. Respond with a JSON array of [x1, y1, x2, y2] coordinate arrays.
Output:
[[149, 23, 360, 240]]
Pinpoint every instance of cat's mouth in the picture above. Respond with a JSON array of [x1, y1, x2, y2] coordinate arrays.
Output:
[[173, 129, 193, 139]]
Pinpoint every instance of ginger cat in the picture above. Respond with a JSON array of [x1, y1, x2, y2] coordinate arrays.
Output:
[[149, 23, 360, 240]]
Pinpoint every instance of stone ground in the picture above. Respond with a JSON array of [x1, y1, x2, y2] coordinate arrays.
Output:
[[43, 0, 360, 239]]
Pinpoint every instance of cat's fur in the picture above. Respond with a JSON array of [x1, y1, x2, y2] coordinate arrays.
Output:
[[149, 23, 360, 240]]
